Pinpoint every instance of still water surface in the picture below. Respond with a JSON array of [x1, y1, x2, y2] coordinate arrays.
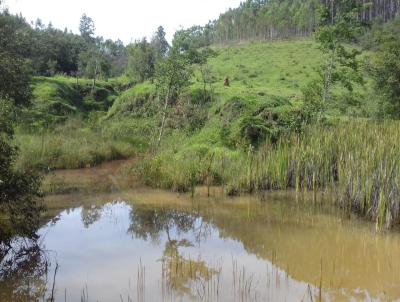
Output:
[[2, 161, 400, 301]]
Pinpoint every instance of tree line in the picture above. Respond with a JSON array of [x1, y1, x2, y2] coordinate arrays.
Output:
[[176, 0, 400, 46], [0, 9, 127, 79], [0, 7, 178, 85]]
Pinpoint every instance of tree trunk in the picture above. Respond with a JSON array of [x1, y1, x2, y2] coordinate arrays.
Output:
[[321, 50, 335, 119], [156, 87, 171, 151], [91, 58, 98, 96]]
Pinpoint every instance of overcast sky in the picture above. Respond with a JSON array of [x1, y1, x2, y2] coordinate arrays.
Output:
[[4, 0, 242, 44]]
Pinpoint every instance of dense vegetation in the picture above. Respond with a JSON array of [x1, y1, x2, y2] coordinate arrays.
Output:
[[0, 0, 43, 259], [1, 0, 400, 255], [0, 11, 127, 78], [172, 0, 400, 47]]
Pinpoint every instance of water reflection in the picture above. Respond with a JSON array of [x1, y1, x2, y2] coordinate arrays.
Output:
[[1, 188, 400, 301], [0, 238, 48, 302], [128, 206, 218, 299]]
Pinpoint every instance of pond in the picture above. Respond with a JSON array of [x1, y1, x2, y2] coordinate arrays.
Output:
[[1, 161, 400, 301]]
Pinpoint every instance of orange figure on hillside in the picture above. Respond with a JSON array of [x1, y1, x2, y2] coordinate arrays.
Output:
[[224, 77, 230, 87]]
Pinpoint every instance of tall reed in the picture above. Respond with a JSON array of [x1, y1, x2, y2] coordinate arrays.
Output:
[[139, 121, 400, 228], [235, 121, 400, 229]]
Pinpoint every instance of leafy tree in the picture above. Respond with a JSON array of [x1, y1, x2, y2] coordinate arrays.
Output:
[[103, 39, 128, 77], [367, 17, 400, 117], [79, 13, 95, 42], [0, 11, 127, 78], [0, 6, 43, 245], [127, 38, 156, 82], [197, 48, 217, 103], [151, 26, 169, 60], [172, 27, 210, 64], [0, 10, 33, 105], [78, 39, 111, 91], [304, 0, 364, 119], [155, 47, 193, 149], [32, 23, 86, 75]]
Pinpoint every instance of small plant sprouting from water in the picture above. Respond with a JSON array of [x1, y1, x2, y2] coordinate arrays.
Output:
[[137, 259, 146, 302]]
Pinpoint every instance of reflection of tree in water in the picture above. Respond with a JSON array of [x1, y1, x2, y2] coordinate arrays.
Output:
[[81, 205, 103, 228], [128, 205, 217, 299], [161, 238, 217, 299], [128, 206, 197, 242], [0, 238, 48, 302]]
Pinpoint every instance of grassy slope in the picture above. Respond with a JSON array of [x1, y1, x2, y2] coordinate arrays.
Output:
[[207, 40, 320, 100], [207, 40, 375, 116], [16, 76, 141, 170], [109, 40, 322, 142], [110, 40, 374, 152], [24, 76, 119, 124]]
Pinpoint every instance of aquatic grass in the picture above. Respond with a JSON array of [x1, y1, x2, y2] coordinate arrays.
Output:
[[138, 120, 400, 229], [239, 120, 400, 229]]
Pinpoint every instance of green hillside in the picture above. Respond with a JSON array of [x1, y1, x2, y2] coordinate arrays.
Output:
[[108, 39, 374, 149], [19, 39, 376, 171], [22, 76, 134, 126], [207, 40, 320, 99]]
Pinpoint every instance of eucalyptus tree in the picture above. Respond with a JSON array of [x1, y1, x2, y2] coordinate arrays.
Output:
[[151, 26, 169, 60], [79, 13, 95, 42]]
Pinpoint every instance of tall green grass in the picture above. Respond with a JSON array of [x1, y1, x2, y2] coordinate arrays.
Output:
[[138, 121, 400, 229], [15, 118, 147, 170]]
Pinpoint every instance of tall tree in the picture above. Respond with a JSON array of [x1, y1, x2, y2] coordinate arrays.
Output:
[[151, 26, 169, 59], [79, 13, 95, 42], [127, 38, 156, 82], [155, 47, 192, 149], [368, 17, 400, 117], [0, 6, 43, 245], [0, 10, 33, 105], [304, 0, 364, 118]]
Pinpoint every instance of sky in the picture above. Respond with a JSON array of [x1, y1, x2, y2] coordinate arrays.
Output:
[[4, 0, 243, 44]]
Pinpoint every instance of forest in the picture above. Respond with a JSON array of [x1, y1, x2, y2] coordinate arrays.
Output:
[[1, 0, 400, 299]]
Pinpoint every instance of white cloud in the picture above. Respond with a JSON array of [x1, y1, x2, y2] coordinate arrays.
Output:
[[4, 0, 242, 44]]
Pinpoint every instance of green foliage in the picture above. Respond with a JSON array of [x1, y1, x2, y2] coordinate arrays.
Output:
[[367, 16, 400, 117], [138, 120, 400, 228], [187, 0, 398, 45], [304, 0, 365, 118], [155, 48, 193, 98], [16, 117, 140, 170], [33, 21, 86, 76], [0, 6, 44, 243], [173, 26, 212, 54], [0, 10, 127, 78], [0, 10, 33, 105], [154, 46, 194, 148], [190, 0, 321, 44], [106, 82, 158, 119], [127, 38, 157, 82], [151, 26, 169, 59], [22, 76, 117, 126], [79, 13, 95, 42]]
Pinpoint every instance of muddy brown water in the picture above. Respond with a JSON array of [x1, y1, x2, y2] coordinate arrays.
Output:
[[1, 160, 400, 301]]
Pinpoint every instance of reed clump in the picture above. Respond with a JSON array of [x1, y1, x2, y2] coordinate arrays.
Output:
[[139, 120, 400, 228], [235, 120, 400, 229]]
